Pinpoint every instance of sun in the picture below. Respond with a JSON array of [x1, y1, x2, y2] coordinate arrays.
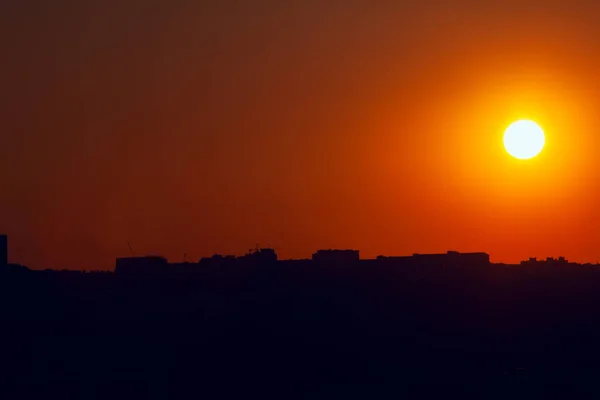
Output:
[[503, 120, 545, 159]]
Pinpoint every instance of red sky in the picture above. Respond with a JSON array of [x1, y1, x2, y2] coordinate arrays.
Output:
[[2, 1, 600, 269]]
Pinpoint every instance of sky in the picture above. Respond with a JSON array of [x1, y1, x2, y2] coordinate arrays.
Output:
[[2, 1, 600, 269]]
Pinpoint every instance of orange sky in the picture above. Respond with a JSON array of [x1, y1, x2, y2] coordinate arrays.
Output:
[[2, 1, 600, 269]]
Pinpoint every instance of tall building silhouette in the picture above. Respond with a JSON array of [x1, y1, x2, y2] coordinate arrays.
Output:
[[0, 235, 7, 267], [312, 249, 359, 264]]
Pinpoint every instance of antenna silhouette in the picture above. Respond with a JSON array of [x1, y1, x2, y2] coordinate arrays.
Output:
[[249, 243, 260, 254], [248, 243, 282, 255], [127, 241, 135, 257]]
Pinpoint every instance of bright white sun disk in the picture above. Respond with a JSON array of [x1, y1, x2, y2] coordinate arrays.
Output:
[[503, 120, 545, 159]]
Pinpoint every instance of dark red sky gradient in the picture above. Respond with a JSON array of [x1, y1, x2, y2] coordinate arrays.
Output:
[[3, 1, 600, 269]]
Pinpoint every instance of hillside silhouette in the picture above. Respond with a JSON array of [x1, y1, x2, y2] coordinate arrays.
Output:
[[2, 235, 600, 399]]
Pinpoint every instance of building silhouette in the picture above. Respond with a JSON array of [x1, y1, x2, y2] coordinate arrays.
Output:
[[240, 248, 278, 264], [312, 249, 359, 264], [376, 251, 489, 268], [115, 256, 168, 275], [520, 256, 570, 267], [199, 254, 238, 268], [110, 249, 496, 276], [412, 250, 490, 268]]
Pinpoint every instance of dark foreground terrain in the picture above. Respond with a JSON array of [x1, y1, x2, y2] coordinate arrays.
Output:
[[2, 264, 600, 399]]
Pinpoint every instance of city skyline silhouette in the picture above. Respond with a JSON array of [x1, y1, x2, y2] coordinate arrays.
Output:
[[4, 233, 600, 272], [4, 231, 600, 398]]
